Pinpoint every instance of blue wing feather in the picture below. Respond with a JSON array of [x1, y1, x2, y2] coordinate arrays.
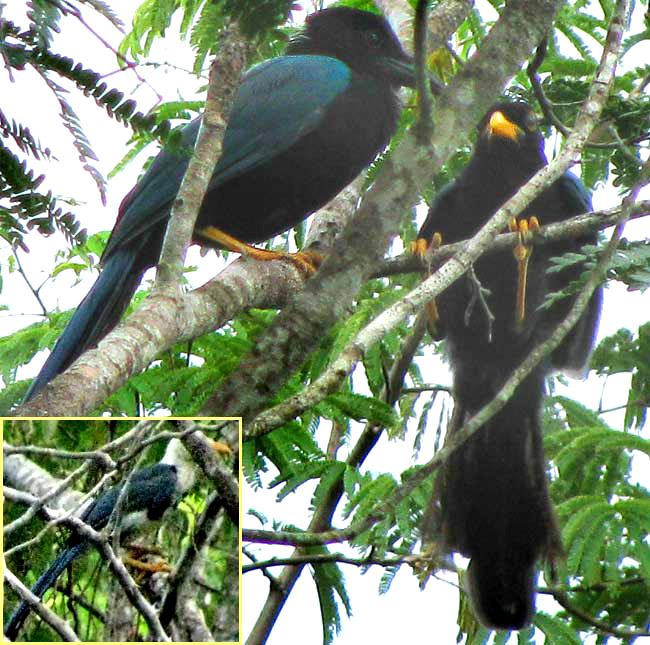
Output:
[[211, 56, 350, 185], [108, 56, 350, 255], [558, 170, 592, 213]]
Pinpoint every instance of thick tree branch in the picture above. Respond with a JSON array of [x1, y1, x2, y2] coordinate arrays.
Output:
[[3, 448, 98, 536], [17, 235, 308, 416], [155, 21, 250, 288], [375, 0, 474, 52]]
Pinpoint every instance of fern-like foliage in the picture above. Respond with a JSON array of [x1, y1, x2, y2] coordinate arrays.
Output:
[[0, 139, 84, 249], [310, 544, 352, 645], [120, 0, 296, 74], [0, 11, 177, 251]]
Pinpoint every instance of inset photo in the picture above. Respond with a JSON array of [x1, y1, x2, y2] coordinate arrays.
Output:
[[2, 417, 240, 643]]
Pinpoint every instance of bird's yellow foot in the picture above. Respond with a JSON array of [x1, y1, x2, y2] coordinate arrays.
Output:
[[212, 440, 233, 457], [123, 555, 172, 574], [508, 216, 540, 326], [198, 226, 323, 277], [413, 542, 441, 588], [123, 544, 171, 583], [411, 232, 442, 334]]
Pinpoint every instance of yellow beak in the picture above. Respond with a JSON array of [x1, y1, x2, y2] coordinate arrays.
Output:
[[487, 110, 523, 141]]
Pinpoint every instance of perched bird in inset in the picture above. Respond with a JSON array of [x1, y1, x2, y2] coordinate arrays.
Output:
[[417, 101, 602, 629], [4, 439, 198, 640], [25, 7, 435, 402]]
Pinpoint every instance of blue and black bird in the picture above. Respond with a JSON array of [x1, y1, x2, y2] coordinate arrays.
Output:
[[4, 439, 197, 640], [25, 7, 431, 402], [418, 102, 602, 629]]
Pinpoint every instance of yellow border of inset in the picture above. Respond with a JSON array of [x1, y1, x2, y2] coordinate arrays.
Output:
[[1, 416, 243, 644]]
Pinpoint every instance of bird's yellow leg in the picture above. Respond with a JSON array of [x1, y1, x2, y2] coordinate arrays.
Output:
[[197, 226, 324, 277], [212, 440, 233, 457], [411, 232, 443, 329], [508, 216, 540, 326], [123, 555, 172, 574], [123, 544, 171, 578]]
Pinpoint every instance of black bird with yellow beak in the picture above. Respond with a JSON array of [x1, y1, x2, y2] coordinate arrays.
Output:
[[418, 101, 602, 629]]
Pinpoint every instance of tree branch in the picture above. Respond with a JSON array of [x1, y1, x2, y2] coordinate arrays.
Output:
[[243, 552, 417, 573], [550, 590, 650, 639], [377, 200, 650, 278], [158, 492, 227, 632]]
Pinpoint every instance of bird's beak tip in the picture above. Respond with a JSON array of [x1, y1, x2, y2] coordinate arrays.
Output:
[[487, 110, 523, 141], [378, 55, 444, 94]]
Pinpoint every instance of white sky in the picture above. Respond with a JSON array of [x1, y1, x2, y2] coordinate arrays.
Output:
[[1, 1, 649, 644]]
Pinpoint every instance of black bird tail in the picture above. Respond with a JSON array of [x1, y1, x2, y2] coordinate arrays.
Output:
[[24, 243, 150, 402], [436, 368, 563, 630], [4, 541, 88, 640]]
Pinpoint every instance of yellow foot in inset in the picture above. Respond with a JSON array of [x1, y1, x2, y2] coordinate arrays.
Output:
[[212, 440, 233, 457], [123, 555, 172, 574], [508, 216, 540, 326]]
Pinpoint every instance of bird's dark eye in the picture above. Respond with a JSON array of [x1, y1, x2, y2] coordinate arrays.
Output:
[[364, 30, 382, 48]]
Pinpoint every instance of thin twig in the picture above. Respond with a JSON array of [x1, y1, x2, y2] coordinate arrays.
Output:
[[551, 590, 650, 639], [243, 552, 416, 573], [4, 444, 115, 469], [11, 247, 48, 316]]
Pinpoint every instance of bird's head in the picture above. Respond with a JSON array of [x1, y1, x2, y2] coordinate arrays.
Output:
[[287, 7, 440, 92], [162, 439, 198, 494], [477, 101, 544, 157]]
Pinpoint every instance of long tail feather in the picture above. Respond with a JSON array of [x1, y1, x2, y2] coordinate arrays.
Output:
[[4, 541, 88, 640], [23, 243, 150, 402], [437, 368, 562, 629]]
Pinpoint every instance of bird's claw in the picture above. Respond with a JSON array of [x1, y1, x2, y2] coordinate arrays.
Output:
[[508, 216, 540, 326], [212, 439, 233, 456], [411, 231, 442, 261], [198, 225, 323, 277], [412, 232, 443, 335], [123, 555, 172, 574], [123, 543, 171, 580]]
